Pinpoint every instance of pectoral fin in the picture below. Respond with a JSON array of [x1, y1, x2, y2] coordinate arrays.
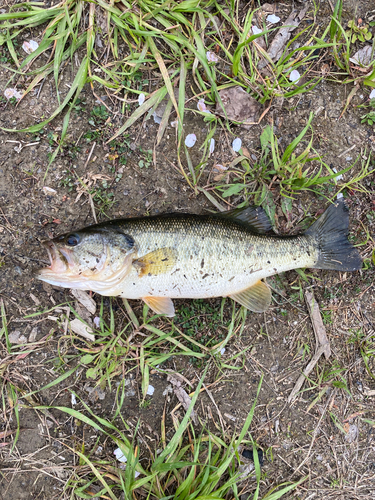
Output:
[[143, 296, 175, 317], [229, 280, 271, 313], [133, 248, 177, 277]]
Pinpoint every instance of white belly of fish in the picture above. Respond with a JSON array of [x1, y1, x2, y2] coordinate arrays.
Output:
[[98, 251, 315, 300]]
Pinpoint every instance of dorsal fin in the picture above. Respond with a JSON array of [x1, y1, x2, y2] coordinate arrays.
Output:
[[217, 206, 273, 234]]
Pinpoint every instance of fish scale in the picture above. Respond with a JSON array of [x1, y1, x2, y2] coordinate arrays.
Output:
[[109, 215, 318, 299]]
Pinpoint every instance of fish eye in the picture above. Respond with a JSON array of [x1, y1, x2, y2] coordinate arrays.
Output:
[[66, 233, 80, 246]]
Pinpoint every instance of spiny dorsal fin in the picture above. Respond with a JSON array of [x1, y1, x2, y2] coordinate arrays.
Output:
[[229, 280, 271, 312], [218, 206, 273, 234], [143, 296, 175, 317], [133, 248, 177, 277]]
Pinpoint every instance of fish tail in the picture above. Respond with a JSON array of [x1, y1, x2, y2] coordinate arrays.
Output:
[[305, 199, 362, 271]]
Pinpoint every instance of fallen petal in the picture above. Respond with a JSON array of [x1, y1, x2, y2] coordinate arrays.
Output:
[[114, 448, 127, 463], [213, 163, 227, 173], [252, 25, 263, 35], [4, 88, 23, 100], [197, 98, 211, 113], [197, 98, 207, 112], [138, 93, 145, 106], [93, 316, 101, 328], [232, 137, 242, 152], [267, 14, 280, 24], [206, 51, 219, 63], [370, 89, 375, 99], [209, 138, 215, 154], [185, 134, 197, 148], [152, 111, 162, 124], [22, 40, 39, 54], [289, 69, 301, 82], [147, 385, 155, 396], [43, 186, 57, 195]]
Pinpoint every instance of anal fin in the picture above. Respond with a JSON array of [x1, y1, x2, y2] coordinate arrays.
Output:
[[229, 280, 271, 313], [143, 296, 175, 317]]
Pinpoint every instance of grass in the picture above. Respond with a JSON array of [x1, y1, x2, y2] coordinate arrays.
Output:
[[23, 297, 247, 398], [29, 375, 308, 499], [0, 0, 359, 183], [1, 0, 373, 211]]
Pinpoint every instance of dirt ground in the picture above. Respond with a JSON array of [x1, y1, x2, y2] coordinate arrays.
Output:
[[1, 0, 375, 499]]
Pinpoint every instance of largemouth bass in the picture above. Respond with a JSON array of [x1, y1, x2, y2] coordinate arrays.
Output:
[[37, 200, 361, 317]]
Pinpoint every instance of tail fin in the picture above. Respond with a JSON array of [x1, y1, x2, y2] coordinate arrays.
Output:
[[305, 199, 362, 271]]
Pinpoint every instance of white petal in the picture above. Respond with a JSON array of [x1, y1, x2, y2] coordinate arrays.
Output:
[[71, 394, 77, 406], [252, 26, 263, 35], [185, 134, 197, 148], [206, 51, 219, 63], [197, 99, 207, 112], [337, 192, 344, 199], [370, 89, 375, 99], [209, 138, 215, 154], [4, 88, 23, 100], [170, 120, 178, 128], [22, 40, 39, 54], [197, 98, 211, 113], [220, 347, 226, 355], [138, 93, 145, 106], [289, 69, 301, 82], [232, 137, 242, 152], [42, 186, 57, 195], [114, 448, 127, 463], [267, 14, 280, 24], [93, 317, 101, 328], [147, 385, 155, 396], [213, 163, 227, 172], [152, 111, 162, 124], [332, 167, 343, 181]]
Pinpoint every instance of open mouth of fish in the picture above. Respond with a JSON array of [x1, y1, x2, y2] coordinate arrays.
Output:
[[40, 240, 71, 274]]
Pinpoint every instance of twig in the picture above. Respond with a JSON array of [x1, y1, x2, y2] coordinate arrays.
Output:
[[288, 344, 327, 403], [88, 193, 97, 224], [84, 141, 96, 169], [305, 291, 331, 359]]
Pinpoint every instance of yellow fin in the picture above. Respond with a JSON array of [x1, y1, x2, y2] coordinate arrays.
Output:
[[229, 280, 271, 313], [133, 248, 177, 277], [143, 296, 175, 317]]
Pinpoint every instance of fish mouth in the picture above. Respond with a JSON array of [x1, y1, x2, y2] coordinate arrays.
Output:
[[38, 240, 70, 276]]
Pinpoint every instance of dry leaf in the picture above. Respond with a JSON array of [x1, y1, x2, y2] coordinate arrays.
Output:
[[69, 319, 95, 341], [168, 375, 197, 424], [215, 86, 262, 128], [71, 289, 96, 314], [349, 45, 374, 67], [259, 7, 308, 68]]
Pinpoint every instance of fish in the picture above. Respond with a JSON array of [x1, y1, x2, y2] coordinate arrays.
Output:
[[37, 200, 362, 317]]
